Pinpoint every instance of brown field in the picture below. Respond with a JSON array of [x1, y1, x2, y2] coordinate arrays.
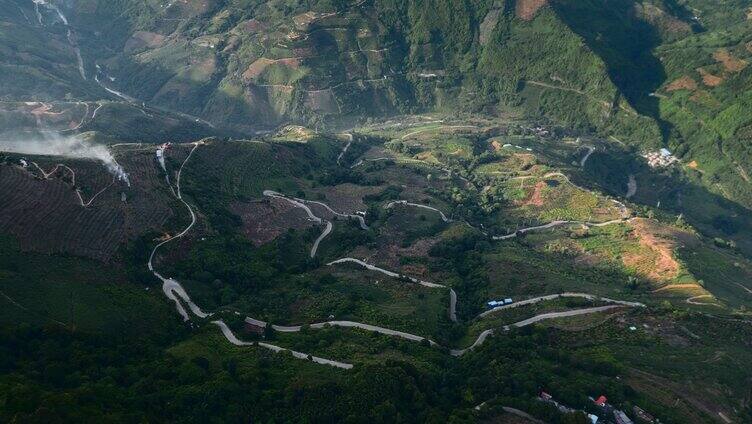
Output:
[[688, 89, 720, 107], [524, 181, 546, 207], [231, 198, 316, 246], [0, 102, 89, 132], [124, 31, 166, 53], [516, 0, 549, 21], [623, 219, 696, 283], [665, 76, 698, 91], [243, 57, 301, 81], [713, 49, 748, 73], [697, 68, 724, 87]]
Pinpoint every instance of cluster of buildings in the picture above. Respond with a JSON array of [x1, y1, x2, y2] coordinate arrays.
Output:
[[538, 392, 657, 424], [592, 394, 657, 424], [643, 148, 679, 168], [540, 391, 599, 423]]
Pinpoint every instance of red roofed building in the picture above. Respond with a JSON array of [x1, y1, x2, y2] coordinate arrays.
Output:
[[595, 395, 608, 407]]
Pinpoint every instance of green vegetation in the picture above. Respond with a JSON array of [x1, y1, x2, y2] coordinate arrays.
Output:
[[4, 0, 752, 421]]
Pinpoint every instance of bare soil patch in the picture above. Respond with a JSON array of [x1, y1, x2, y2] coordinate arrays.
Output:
[[516, 0, 549, 21], [312, 184, 381, 213], [623, 219, 695, 282], [713, 49, 748, 73], [697, 68, 723, 87], [665, 76, 697, 91], [524, 181, 546, 207], [243, 58, 301, 81], [635, 3, 691, 34]]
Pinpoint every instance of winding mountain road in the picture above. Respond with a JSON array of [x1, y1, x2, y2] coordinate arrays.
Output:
[[148, 142, 209, 321], [142, 140, 646, 369], [248, 317, 439, 346], [385, 200, 453, 222], [478, 292, 644, 318], [262, 190, 332, 258], [212, 321, 353, 369], [492, 218, 631, 241], [327, 257, 446, 288], [147, 142, 349, 368], [450, 305, 629, 356], [30, 162, 114, 208]]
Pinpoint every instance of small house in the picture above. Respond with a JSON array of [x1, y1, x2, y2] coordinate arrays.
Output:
[[594, 395, 608, 407]]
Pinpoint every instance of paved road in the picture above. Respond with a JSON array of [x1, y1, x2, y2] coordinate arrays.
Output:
[[478, 292, 644, 319], [386, 200, 452, 222], [327, 257, 446, 288], [148, 142, 208, 321], [147, 143, 351, 369], [510, 305, 624, 327], [212, 320, 353, 369], [310, 221, 333, 258], [264, 190, 330, 258], [492, 218, 631, 240], [449, 289, 458, 323], [451, 329, 495, 356], [686, 295, 719, 306], [265, 190, 368, 229], [144, 141, 645, 368], [249, 317, 439, 346], [452, 305, 629, 356]]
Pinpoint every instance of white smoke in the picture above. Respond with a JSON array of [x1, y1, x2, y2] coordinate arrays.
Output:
[[0, 132, 130, 185]]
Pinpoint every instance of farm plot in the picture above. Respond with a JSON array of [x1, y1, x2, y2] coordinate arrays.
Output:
[[0, 148, 175, 261]]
